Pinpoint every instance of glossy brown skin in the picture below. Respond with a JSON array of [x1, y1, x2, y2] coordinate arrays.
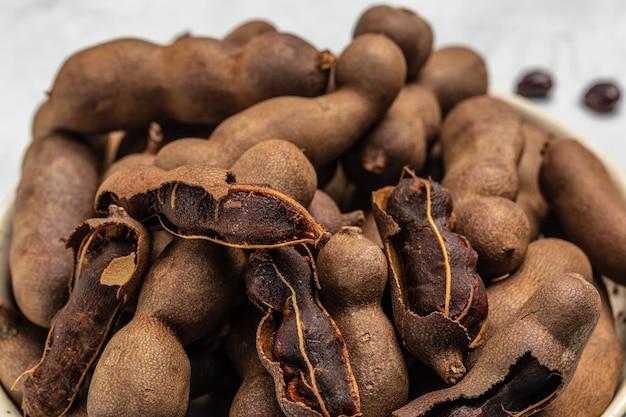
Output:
[[540, 137, 626, 285], [10, 132, 100, 328], [417, 46, 489, 115], [353, 4, 433, 80], [33, 31, 333, 140], [153, 33, 407, 171]]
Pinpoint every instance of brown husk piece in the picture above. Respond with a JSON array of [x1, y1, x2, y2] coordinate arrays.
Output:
[[392, 273, 601, 417], [248, 244, 361, 417], [14, 205, 150, 417], [95, 163, 329, 248], [372, 168, 487, 384]]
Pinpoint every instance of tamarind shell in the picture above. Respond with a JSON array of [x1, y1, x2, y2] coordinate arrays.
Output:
[[249, 244, 361, 417], [393, 273, 601, 417], [372, 169, 488, 384], [14, 206, 150, 417], [95, 164, 329, 249]]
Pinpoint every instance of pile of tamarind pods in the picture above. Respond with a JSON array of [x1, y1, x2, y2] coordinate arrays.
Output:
[[1, 4, 625, 417]]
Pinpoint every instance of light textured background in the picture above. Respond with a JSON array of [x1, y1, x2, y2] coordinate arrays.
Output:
[[1, 0, 625, 203]]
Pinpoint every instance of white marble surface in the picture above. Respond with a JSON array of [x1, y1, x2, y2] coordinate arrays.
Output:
[[1, 0, 625, 203]]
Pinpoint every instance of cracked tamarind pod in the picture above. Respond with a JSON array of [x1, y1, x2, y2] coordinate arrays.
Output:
[[440, 94, 530, 279], [13, 205, 150, 417], [153, 33, 406, 171], [87, 236, 243, 417], [245, 243, 361, 417], [32, 29, 334, 140], [372, 168, 488, 384], [10, 131, 100, 328], [316, 226, 409, 417], [392, 273, 601, 417], [95, 163, 329, 249], [466, 237, 622, 417]]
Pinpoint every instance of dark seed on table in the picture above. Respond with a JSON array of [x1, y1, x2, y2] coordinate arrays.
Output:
[[516, 70, 553, 98], [584, 82, 621, 113]]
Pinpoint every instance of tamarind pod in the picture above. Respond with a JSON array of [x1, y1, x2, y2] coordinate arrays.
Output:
[[247, 244, 361, 417], [14, 205, 150, 417], [317, 227, 409, 417], [230, 138, 319, 207], [227, 304, 285, 417], [539, 137, 626, 285], [307, 189, 365, 235], [88, 315, 190, 417], [223, 19, 278, 46], [88, 236, 241, 416], [537, 275, 623, 417], [0, 302, 47, 406], [341, 83, 441, 192], [33, 31, 334, 140], [352, 4, 434, 80], [416, 46, 489, 115], [10, 131, 100, 328], [440, 95, 529, 279], [153, 33, 406, 171], [516, 122, 551, 241], [393, 273, 601, 417], [468, 237, 593, 367], [95, 164, 329, 249], [373, 169, 487, 384]]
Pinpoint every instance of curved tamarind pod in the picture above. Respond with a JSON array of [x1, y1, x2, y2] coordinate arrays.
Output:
[[393, 273, 601, 417], [372, 168, 488, 384], [32, 31, 334, 140], [153, 33, 406, 170], [95, 164, 329, 249], [14, 205, 150, 417], [246, 244, 361, 417], [10, 131, 100, 328]]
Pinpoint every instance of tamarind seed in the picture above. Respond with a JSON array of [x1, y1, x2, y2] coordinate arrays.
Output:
[[516, 70, 553, 98], [584, 81, 621, 112]]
